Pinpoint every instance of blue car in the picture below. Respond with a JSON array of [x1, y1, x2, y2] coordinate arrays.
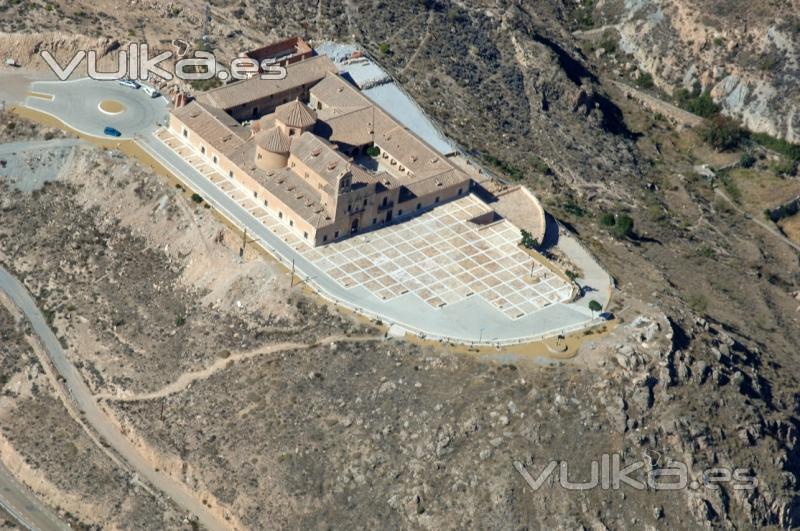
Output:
[[103, 126, 122, 137]]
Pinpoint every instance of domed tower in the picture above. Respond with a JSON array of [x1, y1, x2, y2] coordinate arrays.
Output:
[[254, 126, 291, 170], [274, 99, 317, 137]]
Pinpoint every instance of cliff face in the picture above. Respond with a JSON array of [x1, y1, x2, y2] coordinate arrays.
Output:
[[598, 0, 800, 142]]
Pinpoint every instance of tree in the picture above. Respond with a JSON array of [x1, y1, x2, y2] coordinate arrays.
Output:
[[366, 145, 380, 157], [588, 300, 602, 317], [520, 229, 536, 249], [700, 115, 743, 151], [378, 42, 391, 55]]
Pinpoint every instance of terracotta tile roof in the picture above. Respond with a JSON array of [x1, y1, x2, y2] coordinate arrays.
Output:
[[310, 73, 470, 184], [197, 54, 336, 110], [172, 100, 248, 156], [289, 132, 351, 188], [255, 126, 291, 153], [320, 106, 374, 147], [227, 140, 335, 224], [275, 100, 317, 128]]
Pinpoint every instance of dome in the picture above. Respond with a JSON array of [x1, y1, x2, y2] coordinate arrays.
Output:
[[275, 100, 317, 128], [256, 126, 291, 153]]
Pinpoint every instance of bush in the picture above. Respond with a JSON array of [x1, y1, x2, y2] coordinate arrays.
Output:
[[701, 115, 743, 151], [739, 152, 756, 168], [366, 145, 380, 157], [599, 212, 616, 226], [675, 89, 721, 118], [529, 155, 553, 176], [749, 132, 800, 160], [520, 229, 537, 249], [378, 42, 391, 55], [635, 72, 654, 89], [191, 193, 204, 203], [611, 214, 635, 239], [771, 158, 798, 176]]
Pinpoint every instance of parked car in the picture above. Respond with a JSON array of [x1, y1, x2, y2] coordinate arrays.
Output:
[[143, 86, 160, 98], [118, 78, 140, 89], [599, 312, 615, 321], [103, 126, 122, 137]]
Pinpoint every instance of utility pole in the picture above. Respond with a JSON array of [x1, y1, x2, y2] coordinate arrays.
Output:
[[289, 258, 296, 289], [239, 227, 258, 261]]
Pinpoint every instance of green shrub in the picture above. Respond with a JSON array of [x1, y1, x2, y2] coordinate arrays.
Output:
[[520, 229, 537, 249], [378, 42, 391, 55], [599, 212, 616, 226], [635, 72, 654, 89], [191, 193, 204, 203], [563, 200, 585, 217], [700, 115, 742, 151], [366, 145, 380, 157], [611, 214, 635, 239], [771, 158, 798, 176], [529, 155, 553, 176], [748, 132, 800, 160], [675, 89, 721, 118], [739, 152, 756, 168]]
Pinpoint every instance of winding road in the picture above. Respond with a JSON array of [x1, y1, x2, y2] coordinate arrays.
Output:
[[0, 265, 232, 531]]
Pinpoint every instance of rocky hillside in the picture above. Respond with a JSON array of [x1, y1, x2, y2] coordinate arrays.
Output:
[[593, 0, 800, 143], [0, 0, 799, 528]]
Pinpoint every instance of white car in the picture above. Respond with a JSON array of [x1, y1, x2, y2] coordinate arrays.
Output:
[[143, 86, 160, 98], [119, 78, 140, 89]]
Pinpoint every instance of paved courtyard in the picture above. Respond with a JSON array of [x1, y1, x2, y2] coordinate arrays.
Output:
[[303, 197, 573, 319], [158, 129, 574, 320]]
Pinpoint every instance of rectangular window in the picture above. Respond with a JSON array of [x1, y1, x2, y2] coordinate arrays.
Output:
[[398, 209, 403, 216], [213, 155, 218, 164], [264, 199, 268, 207], [253, 191, 258, 198], [303, 231, 308, 239], [372, 218, 376, 225], [229, 170, 234, 178], [182, 128, 188, 138], [279, 212, 283, 219], [289, 220, 293, 227], [416, 203, 421, 210], [435, 196, 440, 203], [334, 231, 339, 238], [323, 235, 328, 242], [458, 188, 462, 195], [363, 199, 367, 206]]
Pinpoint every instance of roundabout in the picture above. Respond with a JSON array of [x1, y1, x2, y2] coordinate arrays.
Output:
[[23, 78, 169, 139], [98, 99, 126, 115]]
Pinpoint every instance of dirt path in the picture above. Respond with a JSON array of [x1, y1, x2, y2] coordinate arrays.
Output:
[[715, 188, 800, 253], [0, 265, 237, 531], [99, 334, 384, 402]]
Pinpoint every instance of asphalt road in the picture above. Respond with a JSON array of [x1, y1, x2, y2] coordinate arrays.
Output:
[[25, 78, 169, 139], [0, 266, 232, 531], [0, 462, 67, 531]]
